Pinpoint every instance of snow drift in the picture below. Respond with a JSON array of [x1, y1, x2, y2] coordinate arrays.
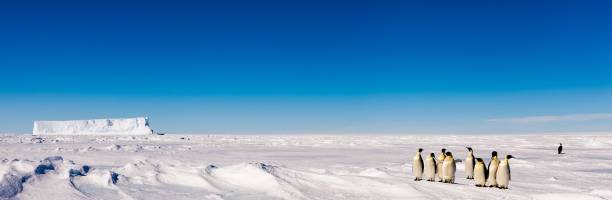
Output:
[[32, 117, 154, 135]]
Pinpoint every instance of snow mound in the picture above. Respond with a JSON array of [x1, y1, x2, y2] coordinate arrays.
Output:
[[0, 159, 34, 199], [33, 117, 153, 135], [156, 163, 218, 191], [206, 162, 300, 199], [70, 168, 117, 187]]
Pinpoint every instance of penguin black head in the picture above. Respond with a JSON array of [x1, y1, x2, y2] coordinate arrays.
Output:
[[506, 155, 514, 159], [476, 158, 484, 162], [466, 147, 473, 152], [418, 148, 423, 152], [430, 153, 435, 157], [441, 148, 446, 153], [492, 151, 498, 157], [559, 143, 562, 146], [445, 152, 452, 156]]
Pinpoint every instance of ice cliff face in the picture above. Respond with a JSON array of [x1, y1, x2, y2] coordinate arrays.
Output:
[[33, 117, 153, 135]]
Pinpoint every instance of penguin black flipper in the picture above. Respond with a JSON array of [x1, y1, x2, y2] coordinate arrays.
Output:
[[472, 158, 476, 170], [419, 156, 424, 172], [433, 157, 437, 174], [484, 163, 489, 180], [508, 164, 511, 181]]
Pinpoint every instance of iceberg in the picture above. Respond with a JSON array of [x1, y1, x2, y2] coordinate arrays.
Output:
[[33, 117, 154, 135]]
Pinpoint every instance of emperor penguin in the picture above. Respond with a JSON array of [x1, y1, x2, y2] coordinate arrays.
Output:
[[424, 153, 437, 181], [485, 151, 500, 187], [412, 148, 424, 181], [496, 155, 514, 189], [436, 148, 447, 182], [473, 158, 487, 187], [558, 143, 563, 154], [442, 151, 456, 183], [465, 147, 475, 179]]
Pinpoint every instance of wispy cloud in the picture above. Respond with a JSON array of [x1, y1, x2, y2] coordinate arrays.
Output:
[[487, 113, 612, 124]]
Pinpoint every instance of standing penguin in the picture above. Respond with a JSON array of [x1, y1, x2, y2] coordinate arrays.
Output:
[[465, 147, 475, 179], [558, 143, 563, 154], [485, 151, 500, 187], [424, 153, 437, 181], [412, 148, 424, 181], [496, 155, 514, 189], [436, 148, 447, 182], [442, 152, 456, 183], [473, 158, 487, 187]]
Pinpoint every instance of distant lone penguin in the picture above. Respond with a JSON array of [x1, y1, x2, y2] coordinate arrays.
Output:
[[473, 158, 487, 187], [485, 151, 500, 187], [465, 147, 475, 179], [424, 153, 437, 181], [558, 143, 563, 154], [496, 155, 514, 189], [442, 152, 456, 183], [412, 148, 424, 181], [436, 148, 447, 182]]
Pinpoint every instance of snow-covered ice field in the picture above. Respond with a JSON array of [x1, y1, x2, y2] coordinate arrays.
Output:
[[1, 134, 611, 200]]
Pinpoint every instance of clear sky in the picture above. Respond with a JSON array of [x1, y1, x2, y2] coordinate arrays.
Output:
[[1, 0, 611, 134]]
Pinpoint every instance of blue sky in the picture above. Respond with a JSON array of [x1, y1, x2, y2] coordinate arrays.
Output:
[[1, 0, 611, 134]]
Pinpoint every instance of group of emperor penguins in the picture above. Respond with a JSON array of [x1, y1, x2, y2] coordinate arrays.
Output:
[[412, 147, 514, 189]]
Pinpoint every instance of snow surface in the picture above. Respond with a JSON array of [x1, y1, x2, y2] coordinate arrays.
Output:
[[0, 134, 611, 200], [32, 117, 153, 135]]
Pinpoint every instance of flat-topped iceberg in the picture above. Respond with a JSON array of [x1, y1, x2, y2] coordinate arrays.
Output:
[[33, 117, 154, 135]]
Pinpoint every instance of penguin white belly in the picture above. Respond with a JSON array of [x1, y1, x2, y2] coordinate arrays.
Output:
[[442, 159, 456, 183], [497, 162, 510, 189], [436, 157, 445, 181], [412, 155, 424, 180], [424, 158, 436, 181], [465, 156, 474, 179], [473, 164, 486, 187], [486, 160, 499, 187]]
